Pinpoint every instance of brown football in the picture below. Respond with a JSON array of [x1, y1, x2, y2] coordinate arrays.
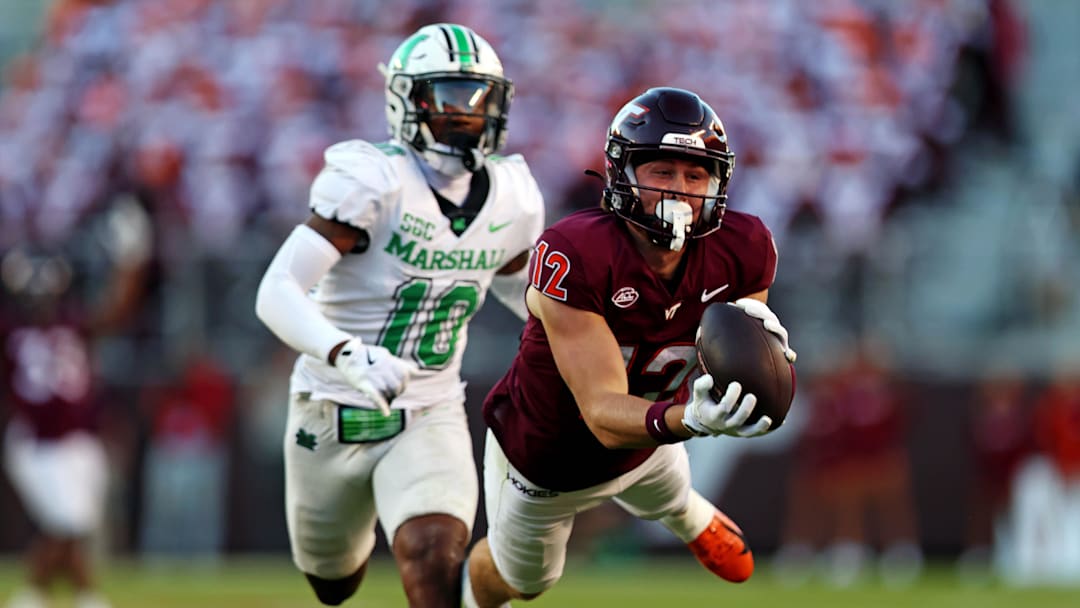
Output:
[[695, 302, 796, 429]]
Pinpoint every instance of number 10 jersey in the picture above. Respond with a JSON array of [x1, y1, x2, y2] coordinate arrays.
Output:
[[290, 140, 545, 410]]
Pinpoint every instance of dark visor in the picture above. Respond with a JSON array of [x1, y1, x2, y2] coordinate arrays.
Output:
[[412, 77, 507, 117]]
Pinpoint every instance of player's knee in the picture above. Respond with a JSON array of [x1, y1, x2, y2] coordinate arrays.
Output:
[[394, 515, 469, 576], [304, 564, 366, 606]]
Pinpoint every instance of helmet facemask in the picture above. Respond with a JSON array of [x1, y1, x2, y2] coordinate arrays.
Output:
[[604, 143, 732, 251], [389, 73, 512, 175]]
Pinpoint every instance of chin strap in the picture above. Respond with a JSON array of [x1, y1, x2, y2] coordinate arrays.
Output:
[[461, 148, 483, 171]]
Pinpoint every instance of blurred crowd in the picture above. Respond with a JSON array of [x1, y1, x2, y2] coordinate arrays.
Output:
[[0, 0, 1021, 256], [5, 0, 1079, 590]]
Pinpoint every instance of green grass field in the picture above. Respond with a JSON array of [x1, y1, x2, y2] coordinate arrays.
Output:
[[2, 555, 1077, 607]]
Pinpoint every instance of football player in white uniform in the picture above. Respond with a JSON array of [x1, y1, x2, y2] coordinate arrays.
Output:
[[255, 23, 544, 607]]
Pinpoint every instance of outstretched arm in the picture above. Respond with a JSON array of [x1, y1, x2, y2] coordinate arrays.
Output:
[[528, 286, 773, 448], [526, 286, 696, 448], [88, 197, 153, 336]]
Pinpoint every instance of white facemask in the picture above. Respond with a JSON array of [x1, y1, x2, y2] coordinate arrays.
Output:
[[656, 199, 693, 251]]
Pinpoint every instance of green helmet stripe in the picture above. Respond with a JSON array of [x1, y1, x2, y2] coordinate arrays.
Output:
[[394, 33, 429, 69], [449, 25, 474, 66]]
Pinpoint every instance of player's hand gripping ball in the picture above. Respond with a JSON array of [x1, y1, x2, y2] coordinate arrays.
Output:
[[695, 302, 796, 428]]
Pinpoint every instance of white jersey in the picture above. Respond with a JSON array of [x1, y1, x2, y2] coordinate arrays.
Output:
[[290, 140, 545, 409]]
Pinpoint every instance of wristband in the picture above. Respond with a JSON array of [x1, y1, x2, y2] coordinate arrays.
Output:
[[645, 401, 684, 444]]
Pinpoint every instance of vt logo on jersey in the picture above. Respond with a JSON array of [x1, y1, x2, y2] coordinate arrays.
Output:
[[384, 231, 507, 271], [664, 302, 682, 320]]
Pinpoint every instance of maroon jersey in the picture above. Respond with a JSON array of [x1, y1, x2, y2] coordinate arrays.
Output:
[[483, 208, 777, 491], [971, 399, 1033, 503], [1, 320, 98, 440], [799, 370, 905, 470]]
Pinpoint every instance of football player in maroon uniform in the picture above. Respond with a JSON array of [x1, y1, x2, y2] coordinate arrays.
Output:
[[2, 203, 150, 608], [461, 87, 797, 607]]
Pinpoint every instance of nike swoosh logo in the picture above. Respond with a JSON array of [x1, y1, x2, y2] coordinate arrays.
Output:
[[701, 284, 730, 302], [366, 351, 376, 365], [488, 220, 513, 233]]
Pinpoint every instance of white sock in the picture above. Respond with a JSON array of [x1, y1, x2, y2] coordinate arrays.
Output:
[[461, 557, 481, 608], [74, 590, 112, 608], [7, 587, 47, 608], [461, 555, 513, 608], [659, 489, 715, 543]]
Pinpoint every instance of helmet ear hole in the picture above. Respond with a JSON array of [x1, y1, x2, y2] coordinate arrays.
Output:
[[390, 75, 411, 96]]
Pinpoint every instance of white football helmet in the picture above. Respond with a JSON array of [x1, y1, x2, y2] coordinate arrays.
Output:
[[379, 23, 513, 176]]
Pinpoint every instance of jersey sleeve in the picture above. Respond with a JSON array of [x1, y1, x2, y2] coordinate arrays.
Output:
[[741, 215, 778, 295], [527, 226, 606, 314], [490, 154, 547, 258], [308, 140, 400, 230]]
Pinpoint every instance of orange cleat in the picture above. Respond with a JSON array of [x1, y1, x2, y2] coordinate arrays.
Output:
[[687, 511, 754, 583]]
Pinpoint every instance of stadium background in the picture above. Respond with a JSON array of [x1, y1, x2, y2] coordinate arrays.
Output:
[[1, 0, 1079, 604]]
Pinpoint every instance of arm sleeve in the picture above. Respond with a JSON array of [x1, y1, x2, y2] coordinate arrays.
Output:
[[490, 264, 531, 321], [255, 225, 352, 361]]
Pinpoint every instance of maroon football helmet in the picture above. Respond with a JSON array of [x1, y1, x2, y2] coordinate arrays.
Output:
[[603, 87, 735, 249]]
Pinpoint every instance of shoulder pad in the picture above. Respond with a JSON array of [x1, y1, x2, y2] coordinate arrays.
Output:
[[310, 140, 402, 229]]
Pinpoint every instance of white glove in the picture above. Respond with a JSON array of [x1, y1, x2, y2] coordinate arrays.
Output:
[[333, 338, 416, 416], [730, 298, 797, 363], [681, 375, 772, 438]]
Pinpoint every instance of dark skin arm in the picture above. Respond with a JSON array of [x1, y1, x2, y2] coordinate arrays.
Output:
[[87, 260, 149, 336]]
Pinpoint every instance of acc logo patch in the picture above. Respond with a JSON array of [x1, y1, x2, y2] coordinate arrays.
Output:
[[612, 286, 639, 308]]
